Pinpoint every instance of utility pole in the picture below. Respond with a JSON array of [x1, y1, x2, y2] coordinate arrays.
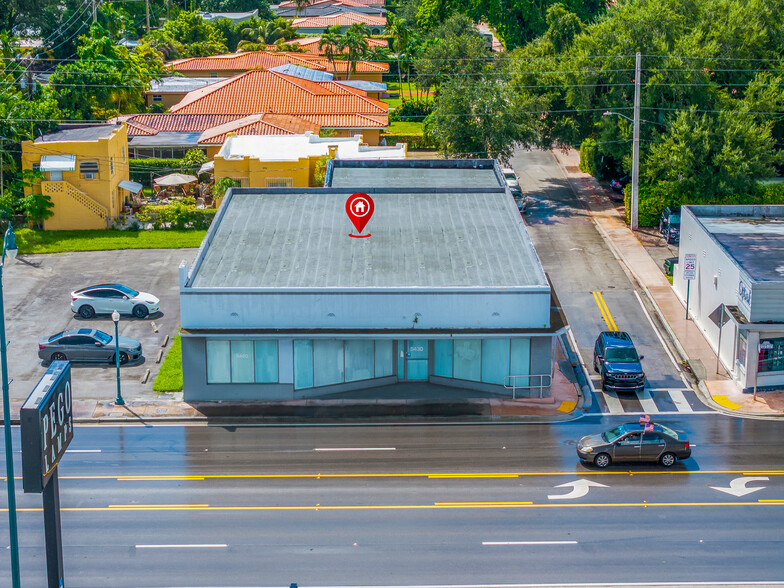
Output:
[[631, 51, 641, 231], [146, 0, 151, 32], [92, 0, 97, 23]]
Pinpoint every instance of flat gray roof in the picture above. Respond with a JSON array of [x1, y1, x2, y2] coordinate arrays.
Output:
[[689, 205, 784, 282], [329, 167, 502, 189], [189, 188, 547, 290], [36, 125, 119, 143], [149, 77, 225, 93], [128, 132, 201, 146]]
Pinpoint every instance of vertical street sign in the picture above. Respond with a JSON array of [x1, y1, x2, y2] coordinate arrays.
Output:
[[683, 253, 697, 319], [20, 361, 72, 588]]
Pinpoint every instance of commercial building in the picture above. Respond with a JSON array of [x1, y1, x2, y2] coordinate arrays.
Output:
[[178, 159, 562, 401], [673, 205, 784, 392], [21, 124, 135, 230], [212, 132, 406, 188]]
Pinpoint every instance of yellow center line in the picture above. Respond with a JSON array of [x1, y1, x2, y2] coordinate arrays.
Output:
[[428, 474, 521, 479], [592, 290, 618, 332], [6, 501, 784, 514], [116, 477, 206, 481]]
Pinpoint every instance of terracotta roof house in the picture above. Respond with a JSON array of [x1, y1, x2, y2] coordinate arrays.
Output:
[[281, 35, 388, 56], [168, 69, 389, 144], [166, 50, 387, 82], [145, 77, 226, 109], [114, 112, 321, 157], [278, 0, 383, 8], [275, 0, 385, 18], [291, 12, 387, 35]]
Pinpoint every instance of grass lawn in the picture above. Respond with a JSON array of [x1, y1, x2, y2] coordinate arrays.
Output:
[[384, 121, 425, 135], [16, 228, 207, 254], [153, 333, 182, 393], [382, 95, 403, 110]]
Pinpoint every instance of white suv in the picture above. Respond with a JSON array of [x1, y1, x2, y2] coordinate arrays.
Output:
[[71, 284, 160, 319], [502, 167, 520, 188]]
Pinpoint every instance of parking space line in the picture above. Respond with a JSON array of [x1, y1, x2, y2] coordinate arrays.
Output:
[[665, 388, 695, 413], [635, 389, 659, 414]]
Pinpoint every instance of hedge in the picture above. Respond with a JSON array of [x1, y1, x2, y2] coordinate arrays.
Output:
[[129, 158, 199, 184], [579, 138, 599, 177], [380, 133, 438, 149], [135, 203, 216, 230]]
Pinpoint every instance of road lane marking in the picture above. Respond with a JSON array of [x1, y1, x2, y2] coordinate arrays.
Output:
[[592, 290, 618, 331], [635, 389, 659, 414], [710, 477, 768, 497], [594, 410, 715, 415], [8, 500, 784, 514], [65, 449, 101, 453], [665, 388, 694, 413], [135, 544, 228, 549], [548, 480, 608, 500], [117, 476, 205, 481], [429, 474, 520, 479], [600, 390, 625, 414], [483, 541, 578, 545], [314, 447, 396, 451], [109, 504, 209, 509]]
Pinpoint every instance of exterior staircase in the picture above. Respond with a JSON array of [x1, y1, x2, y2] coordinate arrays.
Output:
[[42, 180, 108, 225]]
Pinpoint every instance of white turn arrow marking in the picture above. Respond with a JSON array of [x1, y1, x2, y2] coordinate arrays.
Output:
[[548, 479, 608, 500], [710, 476, 768, 497]]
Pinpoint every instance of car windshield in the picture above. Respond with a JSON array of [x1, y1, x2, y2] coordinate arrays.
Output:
[[48, 331, 65, 342], [93, 331, 112, 344], [503, 171, 516, 180], [602, 426, 626, 443], [114, 284, 139, 297], [604, 347, 640, 362], [669, 214, 681, 225]]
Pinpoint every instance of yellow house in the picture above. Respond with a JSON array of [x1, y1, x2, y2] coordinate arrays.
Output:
[[213, 132, 406, 188], [21, 124, 139, 231]]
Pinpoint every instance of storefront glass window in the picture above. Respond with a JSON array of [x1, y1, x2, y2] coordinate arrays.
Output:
[[293, 340, 314, 390], [314, 339, 344, 387], [206, 340, 231, 383], [737, 331, 747, 367], [453, 339, 481, 381], [230, 341, 254, 383], [759, 337, 784, 373], [345, 340, 374, 382], [254, 340, 278, 383], [482, 339, 510, 385], [433, 340, 453, 377], [374, 340, 393, 377]]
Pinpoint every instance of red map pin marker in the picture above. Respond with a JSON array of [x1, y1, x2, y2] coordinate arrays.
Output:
[[346, 192, 374, 238]]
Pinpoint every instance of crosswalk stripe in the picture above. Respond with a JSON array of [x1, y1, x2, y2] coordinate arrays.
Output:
[[600, 390, 625, 414], [635, 389, 659, 414], [663, 388, 694, 413]]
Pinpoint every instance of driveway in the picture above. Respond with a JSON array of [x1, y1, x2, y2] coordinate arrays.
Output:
[[2, 248, 198, 410]]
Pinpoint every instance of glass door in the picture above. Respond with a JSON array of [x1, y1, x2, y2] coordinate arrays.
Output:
[[405, 340, 428, 380]]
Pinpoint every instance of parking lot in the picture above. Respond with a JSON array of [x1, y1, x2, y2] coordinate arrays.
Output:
[[2, 248, 197, 409]]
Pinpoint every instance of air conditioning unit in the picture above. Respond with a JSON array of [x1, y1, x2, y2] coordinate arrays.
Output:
[[83, 172, 96, 179]]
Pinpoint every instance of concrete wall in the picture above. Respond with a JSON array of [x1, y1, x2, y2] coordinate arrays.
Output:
[[214, 154, 314, 187]]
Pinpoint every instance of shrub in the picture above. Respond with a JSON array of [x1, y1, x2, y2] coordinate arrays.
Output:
[[578, 138, 598, 176], [394, 100, 433, 122], [129, 158, 186, 184], [136, 203, 216, 230], [379, 134, 438, 149]]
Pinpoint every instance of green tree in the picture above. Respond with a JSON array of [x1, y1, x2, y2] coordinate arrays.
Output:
[[340, 23, 370, 80], [319, 26, 344, 76], [142, 11, 228, 59]]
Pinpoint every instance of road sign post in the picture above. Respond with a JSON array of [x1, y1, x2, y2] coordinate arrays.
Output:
[[20, 361, 73, 588], [683, 253, 697, 319]]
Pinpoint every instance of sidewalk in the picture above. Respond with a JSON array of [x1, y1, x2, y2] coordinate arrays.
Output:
[[553, 149, 783, 417]]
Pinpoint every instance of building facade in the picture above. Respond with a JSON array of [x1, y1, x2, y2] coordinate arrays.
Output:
[[178, 160, 561, 401], [21, 124, 130, 230], [673, 205, 784, 393]]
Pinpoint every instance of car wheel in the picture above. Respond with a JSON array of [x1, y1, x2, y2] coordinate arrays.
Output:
[[132, 305, 149, 319], [114, 351, 130, 365], [600, 378, 607, 392], [594, 453, 611, 468], [660, 452, 677, 467], [51, 352, 67, 362], [78, 305, 95, 319]]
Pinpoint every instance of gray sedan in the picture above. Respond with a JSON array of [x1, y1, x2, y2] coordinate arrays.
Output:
[[577, 422, 691, 468], [38, 328, 143, 365]]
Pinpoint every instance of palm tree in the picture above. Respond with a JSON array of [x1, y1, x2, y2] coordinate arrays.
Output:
[[319, 26, 343, 76], [239, 21, 286, 51], [341, 23, 369, 80], [384, 13, 410, 92]]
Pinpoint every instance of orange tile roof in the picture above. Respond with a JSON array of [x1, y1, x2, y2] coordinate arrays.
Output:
[[283, 36, 388, 56], [279, 0, 383, 7], [169, 70, 388, 127], [166, 49, 387, 74], [121, 113, 246, 135], [197, 113, 321, 144], [292, 12, 386, 28], [298, 113, 387, 128]]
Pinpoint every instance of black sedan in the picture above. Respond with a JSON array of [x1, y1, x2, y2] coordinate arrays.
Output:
[[38, 329, 143, 365], [577, 422, 690, 468]]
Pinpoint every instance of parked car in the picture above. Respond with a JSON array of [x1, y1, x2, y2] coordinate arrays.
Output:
[[610, 175, 630, 193], [659, 206, 681, 244], [71, 284, 160, 319], [663, 256, 678, 277], [577, 422, 691, 468], [502, 167, 520, 188], [38, 328, 143, 365], [593, 331, 645, 393]]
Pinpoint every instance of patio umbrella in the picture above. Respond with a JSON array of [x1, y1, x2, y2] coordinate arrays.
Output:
[[154, 173, 198, 186]]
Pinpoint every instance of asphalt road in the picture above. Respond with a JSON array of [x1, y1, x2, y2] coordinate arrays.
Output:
[[2, 417, 784, 587], [510, 149, 694, 414]]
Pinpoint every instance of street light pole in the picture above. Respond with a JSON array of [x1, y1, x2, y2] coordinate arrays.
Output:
[[0, 224, 21, 588], [112, 310, 124, 406], [631, 51, 641, 230]]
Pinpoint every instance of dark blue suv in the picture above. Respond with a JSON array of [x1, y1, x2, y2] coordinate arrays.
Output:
[[593, 331, 645, 393]]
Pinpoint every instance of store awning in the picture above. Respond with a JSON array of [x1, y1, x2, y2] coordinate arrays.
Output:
[[154, 173, 198, 186], [198, 161, 214, 175], [118, 180, 143, 194], [39, 155, 76, 172]]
